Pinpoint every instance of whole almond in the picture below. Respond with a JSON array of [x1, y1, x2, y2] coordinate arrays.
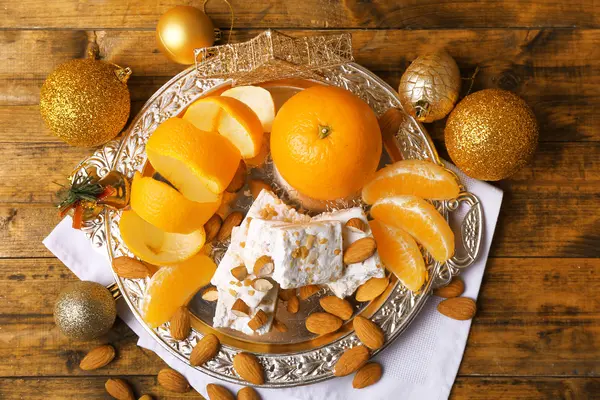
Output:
[[170, 306, 191, 341], [249, 179, 271, 199], [433, 277, 465, 298], [80, 344, 115, 371], [207, 383, 235, 400], [202, 286, 219, 301], [345, 218, 367, 232], [352, 362, 382, 389], [343, 237, 377, 265], [353, 316, 384, 349], [226, 161, 247, 192], [232, 299, 251, 317], [237, 386, 261, 400], [278, 288, 296, 301], [333, 345, 369, 377], [233, 352, 265, 385], [204, 214, 223, 242], [299, 284, 320, 300], [305, 312, 342, 335], [231, 265, 248, 281], [217, 211, 244, 241], [248, 310, 269, 331], [105, 378, 135, 400], [272, 318, 288, 333], [190, 333, 220, 366], [319, 296, 353, 320], [355, 276, 389, 302], [253, 255, 274, 277], [138, 396, 153, 400], [157, 368, 190, 393], [437, 297, 477, 320], [286, 295, 299, 314], [112, 257, 151, 279]]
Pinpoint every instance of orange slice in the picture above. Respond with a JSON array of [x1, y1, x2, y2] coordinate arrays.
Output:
[[130, 172, 221, 234], [369, 219, 426, 292], [370, 195, 454, 262], [141, 253, 217, 328], [184, 96, 263, 158], [221, 86, 276, 132], [362, 160, 460, 204], [119, 210, 205, 265], [146, 118, 241, 201]]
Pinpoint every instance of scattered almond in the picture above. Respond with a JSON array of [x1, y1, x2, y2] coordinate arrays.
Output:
[[237, 386, 261, 400], [190, 333, 220, 366], [345, 218, 367, 232], [105, 378, 135, 400], [138, 395, 153, 400], [352, 362, 382, 389], [299, 284, 320, 300], [231, 299, 251, 317], [272, 318, 288, 333], [248, 310, 269, 331], [353, 316, 384, 350], [233, 352, 265, 385], [252, 278, 274, 292], [217, 211, 244, 241], [333, 345, 369, 377], [278, 288, 296, 301], [355, 276, 389, 302], [319, 296, 353, 320], [79, 344, 115, 371], [253, 255, 274, 277], [204, 214, 223, 242], [157, 368, 190, 393], [437, 297, 477, 320], [226, 161, 247, 192], [231, 265, 248, 281], [201, 286, 219, 301], [305, 312, 342, 335], [286, 295, 299, 314], [112, 256, 152, 279], [343, 237, 377, 265], [249, 179, 271, 199], [207, 383, 235, 400], [433, 277, 465, 298], [169, 306, 191, 341]]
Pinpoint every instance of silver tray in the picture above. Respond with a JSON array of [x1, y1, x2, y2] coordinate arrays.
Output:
[[73, 63, 483, 387]]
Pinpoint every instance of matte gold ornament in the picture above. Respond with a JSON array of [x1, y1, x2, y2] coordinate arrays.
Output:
[[156, 5, 215, 65], [445, 89, 539, 181], [40, 48, 131, 147], [398, 50, 461, 123], [54, 281, 117, 340]]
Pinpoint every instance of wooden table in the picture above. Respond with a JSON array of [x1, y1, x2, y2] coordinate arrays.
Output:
[[1, 1, 599, 398]]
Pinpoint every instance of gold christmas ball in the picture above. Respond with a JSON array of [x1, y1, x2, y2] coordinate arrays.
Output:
[[398, 50, 461, 123], [54, 281, 116, 340], [40, 57, 131, 147], [445, 89, 539, 181], [156, 6, 215, 65]]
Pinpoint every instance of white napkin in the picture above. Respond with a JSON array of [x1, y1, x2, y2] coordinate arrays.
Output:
[[44, 164, 502, 400]]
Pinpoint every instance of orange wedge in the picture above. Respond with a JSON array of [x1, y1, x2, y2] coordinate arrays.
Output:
[[130, 172, 221, 234], [141, 253, 217, 328], [369, 219, 426, 292], [370, 196, 454, 263], [182, 97, 223, 132], [146, 118, 241, 202], [221, 86, 276, 132], [183, 96, 263, 158], [362, 160, 460, 204], [119, 210, 205, 265]]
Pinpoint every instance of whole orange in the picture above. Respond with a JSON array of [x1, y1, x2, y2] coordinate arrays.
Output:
[[271, 85, 382, 201]]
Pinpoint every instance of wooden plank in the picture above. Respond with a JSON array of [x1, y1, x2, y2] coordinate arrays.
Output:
[[0, 205, 58, 258], [1, 0, 599, 29], [451, 377, 600, 399]]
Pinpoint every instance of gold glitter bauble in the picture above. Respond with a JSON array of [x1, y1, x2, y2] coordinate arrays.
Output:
[[54, 281, 116, 340], [156, 6, 215, 65], [445, 89, 539, 181], [40, 57, 131, 147], [398, 50, 461, 123]]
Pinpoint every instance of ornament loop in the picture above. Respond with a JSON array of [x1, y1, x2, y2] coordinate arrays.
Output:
[[114, 67, 132, 84]]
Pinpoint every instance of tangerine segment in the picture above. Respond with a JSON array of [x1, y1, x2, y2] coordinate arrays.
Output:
[[119, 210, 205, 265], [130, 172, 221, 234], [369, 219, 426, 292], [146, 118, 241, 201], [370, 196, 454, 263], [362, 160, 460, 204], [141, 253, 217, 328]]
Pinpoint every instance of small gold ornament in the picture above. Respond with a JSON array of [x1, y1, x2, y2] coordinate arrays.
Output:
[[445, 89, 539, 181], [40, 48, 131, 147], [156, 5, 215, 65], [398, 50, 461, 123], [54, 281, 117, 340]]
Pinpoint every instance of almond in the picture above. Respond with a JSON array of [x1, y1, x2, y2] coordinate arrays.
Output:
[[298, 284, 320, 300], [249, 179, 271, 199], [217, 211, 244, 241], [190, 333, 220, 366], [345, 218, 367, 232], [233, 352, 265, 385], [319, 296, 353, 320], [79, 344, 115, 371], [278, 288, 296, 301], [333, 345, 369, 377], [226, 161, 247, 192], [105, 378, 135, 400], [206, 383, 235, 400], [169, 306, 191, 341], [138, 395, 153, 400], [237, 386, 261, 400], [272, 318, 288, 333], [157, 368, 190, 393], [252, 278, 274, 292], [353, 316, 384, 349], [253, 255, 274, 277], [248, 310, 269, 331], [433, 277, 465, 298], [286, 295, 299, 314], [112, 256, 152, 279], [201, 286, 219, 301], [231, 265, 248, 281], [437, 297, 477, 320], [352, 362, 382, 389], [231, 299, 250, 317], [343, 237, 377, 265], [305, 312, 342, 335], [355, 276, 389, 302], [204, 214, 222, 242]]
